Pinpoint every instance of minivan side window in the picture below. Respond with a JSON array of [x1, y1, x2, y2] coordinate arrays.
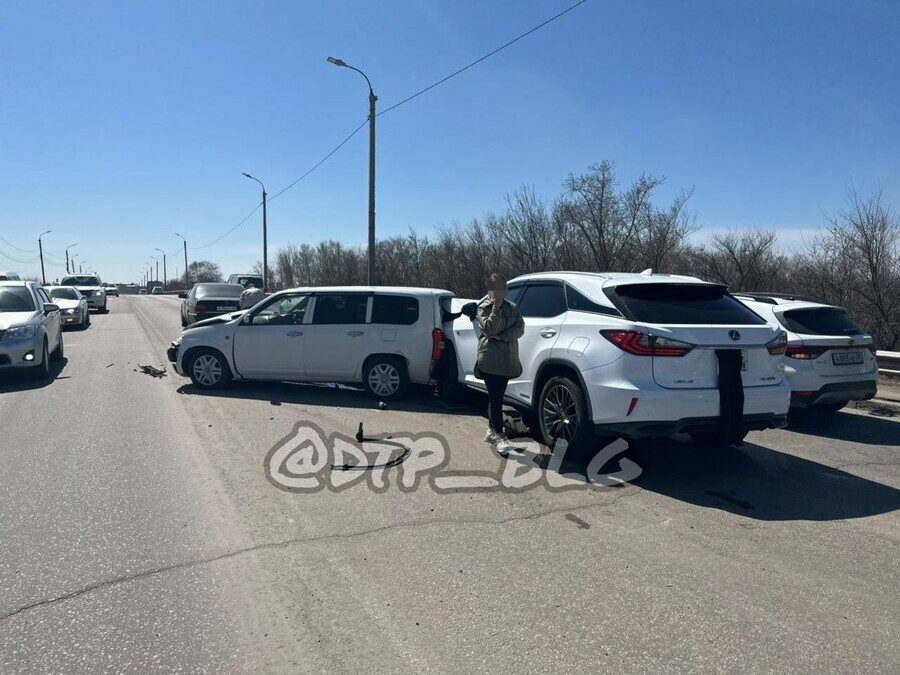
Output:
[[517, 284, 566, 318], [312, 294, 369, 325], [371, 295, 419, 325]]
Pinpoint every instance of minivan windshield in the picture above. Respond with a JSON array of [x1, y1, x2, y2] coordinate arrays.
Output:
[[61, 275, 101, 286], [780, 308, 863, 336], [0, 286, 36, 312], [608, 283, 767, 325]]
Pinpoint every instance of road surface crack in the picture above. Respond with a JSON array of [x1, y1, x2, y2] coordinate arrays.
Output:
[[0, 496, 635, 622]]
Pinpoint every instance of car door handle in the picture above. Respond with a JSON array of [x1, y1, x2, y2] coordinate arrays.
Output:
[[347, 331, 365, 337], [539, 328, 557, 338], [287, 331, 303, 337]]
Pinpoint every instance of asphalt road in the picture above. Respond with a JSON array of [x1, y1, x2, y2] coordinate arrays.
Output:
[[1, 295, 898, 674]]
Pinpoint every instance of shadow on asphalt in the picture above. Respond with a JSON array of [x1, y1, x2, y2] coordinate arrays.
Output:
[[622, 436, 900, 521], [175, 380, 481, 417], [0, 357, 69, 393], [785, 408, 900, 446]]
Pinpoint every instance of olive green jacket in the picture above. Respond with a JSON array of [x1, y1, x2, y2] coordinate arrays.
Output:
[[474, 298, 525, 379]]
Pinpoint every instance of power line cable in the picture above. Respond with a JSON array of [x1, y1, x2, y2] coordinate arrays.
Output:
[[0, 248, 39, 264], [377, 0, 589, 116], [192, 203, 263, 250], [0, 236, 37, 253]]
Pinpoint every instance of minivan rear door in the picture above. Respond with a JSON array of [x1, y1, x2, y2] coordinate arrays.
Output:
[[607, 283, 784, 390]]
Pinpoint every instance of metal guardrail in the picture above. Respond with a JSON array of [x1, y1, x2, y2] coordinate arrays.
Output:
[[876, 350, 900, 376]]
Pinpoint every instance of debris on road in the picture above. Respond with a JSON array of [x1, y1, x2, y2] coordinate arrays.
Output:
[[136, 364, 167, 378]]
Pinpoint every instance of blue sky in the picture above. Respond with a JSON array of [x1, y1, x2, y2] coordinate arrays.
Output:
[[1, 0, 897, 284]]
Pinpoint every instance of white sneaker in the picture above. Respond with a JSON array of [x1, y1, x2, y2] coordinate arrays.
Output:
[[495, 434, 516, 456], [484, 428, 499, 444]]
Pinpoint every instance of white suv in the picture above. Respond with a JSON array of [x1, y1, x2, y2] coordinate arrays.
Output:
[[60, 274, 108, 313], [168, 286, 454, 399], [447, 272, 790, 451], [735, 293, 877, 413]]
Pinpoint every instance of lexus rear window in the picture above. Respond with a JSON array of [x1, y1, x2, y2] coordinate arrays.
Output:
[[608, 283, 766, 325], [780, 308, 863, 336]]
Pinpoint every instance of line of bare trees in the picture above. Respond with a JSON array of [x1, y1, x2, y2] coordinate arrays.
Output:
[[266, 162, 900, 349]]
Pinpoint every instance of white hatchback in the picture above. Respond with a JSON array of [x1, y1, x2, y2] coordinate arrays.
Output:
[[735, 293, 877, 413], [168, 286, 454, 400], [446, 271, 790, 451]]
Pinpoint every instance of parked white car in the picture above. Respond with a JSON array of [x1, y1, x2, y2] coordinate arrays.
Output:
[[46, 286, 91, 329], [168, 286, 453, 399], [60, 274, 108, 313], [447, 271, 790, 451], [735, 293, 877, 413], [0, 281, 64, 379]]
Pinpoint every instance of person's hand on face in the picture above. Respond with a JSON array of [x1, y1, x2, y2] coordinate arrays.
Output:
[[491, 282, 506, 308]]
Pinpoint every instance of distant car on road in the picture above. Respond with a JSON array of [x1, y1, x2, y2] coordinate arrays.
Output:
[[151, 286, 163, 295], [179, 283, 245, 326], [46, 286, 90, 330], [735, 293, 877, 413], [105, 285, 119, 297], [0, 280, 64, 380], [138, 288, 147, 294], [60, 274, 108, 313], [227, 274, 265, 290], [0, 271, 22, 281], [168, 286, 453, 400]]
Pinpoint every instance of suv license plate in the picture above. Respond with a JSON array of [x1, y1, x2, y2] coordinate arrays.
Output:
[[833, 351, 864, 365]]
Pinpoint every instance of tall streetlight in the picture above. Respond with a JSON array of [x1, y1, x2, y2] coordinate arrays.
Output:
[[70, 253, 79, 275], [80, 260, 87, 274], [150, 256, 159, 285], [242, 172, 268, 291], [155, 248, 167, 289], [328, 56, 377, 284], [175, 233, 188, 288], [38, 230, 52, 284], [65, 243, 78, 274]]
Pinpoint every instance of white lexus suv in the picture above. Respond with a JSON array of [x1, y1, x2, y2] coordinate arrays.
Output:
[[734, 293, 877, 413], [447, 271, 790, 451], [60, 274, 108, 313]]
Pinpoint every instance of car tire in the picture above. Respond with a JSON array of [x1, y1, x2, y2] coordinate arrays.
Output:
[[83, 311, 91, 329], [180, 314, 187, 327], [31, 340, 50, 380], [537, 375, 597, 456], [100, 303, 109, 314], [363, 356, 409, 401], [186, 348, 232, 390], [51, 331, 64, 362]]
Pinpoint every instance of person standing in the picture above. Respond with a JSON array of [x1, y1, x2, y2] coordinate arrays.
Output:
[[474, 273, 524, 455], [239, 283, 265, 309]]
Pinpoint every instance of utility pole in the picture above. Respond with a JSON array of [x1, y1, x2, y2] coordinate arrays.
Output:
[[38, 230, 51, 284], [176, 233, 188, 288], [65, 243, 77, 274], [155, 248, 167, 289], [242, 173, 268, 291]]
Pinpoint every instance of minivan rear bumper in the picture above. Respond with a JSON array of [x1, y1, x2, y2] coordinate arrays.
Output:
[[596, 412, 788, 438], [790, 380, 877, 408]]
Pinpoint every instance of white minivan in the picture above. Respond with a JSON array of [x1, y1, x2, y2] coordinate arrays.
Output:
[[168, 286, 454, 399]]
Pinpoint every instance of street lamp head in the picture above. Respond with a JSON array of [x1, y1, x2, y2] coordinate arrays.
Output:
[[242, 172, 253, 179], [327, 56, 347, 67]]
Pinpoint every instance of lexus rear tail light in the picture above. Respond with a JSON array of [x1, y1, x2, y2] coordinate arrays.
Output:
[[431, 328, 445, 361], [767, 332, 787, 356], [785, 345, 828, 360], [600, 330, 693, 357]]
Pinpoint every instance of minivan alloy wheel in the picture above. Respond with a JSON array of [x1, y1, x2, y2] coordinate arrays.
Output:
[[368, 363, 400, 397]]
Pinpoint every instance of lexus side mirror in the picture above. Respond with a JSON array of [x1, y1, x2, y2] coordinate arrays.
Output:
[[44, 303, 60, 314], [461, 302, 478, 319], [178, 291, 187, 299]]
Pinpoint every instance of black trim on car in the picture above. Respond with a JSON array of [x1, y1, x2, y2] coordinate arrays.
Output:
[[790, 381, 877, 408], [596, 413, 788, 438], [531, 358, 595, 422]]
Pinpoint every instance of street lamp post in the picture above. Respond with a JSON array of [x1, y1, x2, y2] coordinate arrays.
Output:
[[175, 233, 188, 288], [38, 230, 52, 284], [150, 256, 158, 286], [328, 56, 377, 285], [65, 243, 77, 274], [242, 173, 268, 291], [155, 248, 167, 289]]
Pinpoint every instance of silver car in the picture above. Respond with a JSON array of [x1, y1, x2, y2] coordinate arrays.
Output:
[[46, 286, 91, 330], [179, 283, 244, 326], [0, 281, 64, 380]]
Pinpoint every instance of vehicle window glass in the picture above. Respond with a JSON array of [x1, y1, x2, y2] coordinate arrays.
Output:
[[196, 283, 244, 298], [49, 288, 79, 300], [372, 295, 418, 325], [506, 285, 526, 306], [312, 294, 369, 325], [609, 284, 767, 325], [250, 295, 309, 325], [61, 275, 100, 286], [566, 285, 622, 316], [0, 286, 36, 312], [517, 284, 566, 318], [780, 308, 863, 336]]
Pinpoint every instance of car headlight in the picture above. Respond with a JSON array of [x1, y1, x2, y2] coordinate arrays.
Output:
[[64, 308, 77, 314], [2, 325, 36, 340]]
